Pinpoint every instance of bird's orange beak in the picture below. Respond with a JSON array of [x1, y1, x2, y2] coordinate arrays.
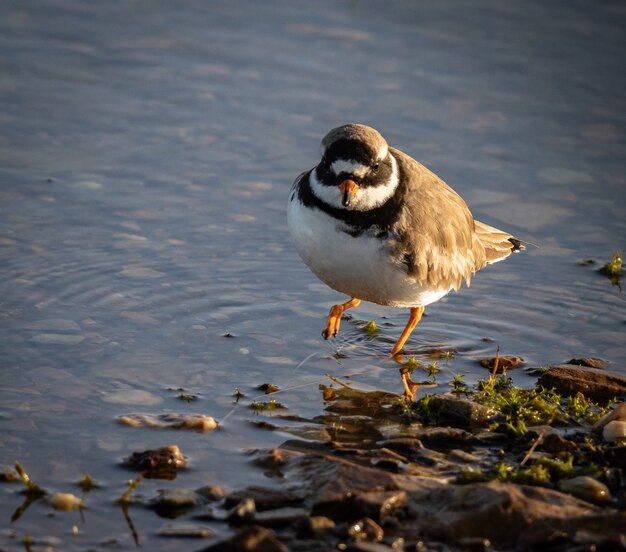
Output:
[[338, 179, 360, 207]]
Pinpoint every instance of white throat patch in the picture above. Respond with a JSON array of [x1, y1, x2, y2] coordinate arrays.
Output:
[[309, 154, 399, 211]]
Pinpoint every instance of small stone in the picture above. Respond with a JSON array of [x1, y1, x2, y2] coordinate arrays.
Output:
[[480, 356, 523, 372], [301, 515, 336, 536], [541, 433, 578, 453], [118, 412, 217, 432], [225, 486, 303, 511], [198, 525, 287, 552], [151, 489, 206, 517], [196, 485, 226, 501], [0, 465, 18, 482], [422, 395, 499, 428], [557, 476, 611, 504], [348, 517, 384, 541], [158, 523, 214, 538], [46, 492, 82, 511], [603, 420, 626, 442], [345, 542, 395, 552], [379, 438, 423, 458], [448, 449, 480, 463], [253, 507, 309, 527], [258, 383, 280, 394], [593, 403, 626, 433], [418, 427, 472, 445], [313, 490, 405, 523], [566, 358, 607, 369], [227, 498, 256, 525], [124, 445, 187, 475]]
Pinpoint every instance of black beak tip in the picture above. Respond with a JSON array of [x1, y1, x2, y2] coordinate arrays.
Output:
[[342, 191, 350, 207]]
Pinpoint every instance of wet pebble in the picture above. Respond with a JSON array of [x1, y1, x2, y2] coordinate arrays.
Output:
[[118, 412, 217, 432], [448, 449, 480, 463], [151, 489, 207, 517], [541, 432, 578, 453], [0, 465, 18, 482], [46, 492, 82, 511], [422, 395, 499, 428], [348, 517, 384, 541], [158, 523, 214, 538], [227, 498, 256, 525], [480, 356, 523, 372], [198, 524, 287, 552], [603, 420, 626, 442], [253, 506, 310, 527], [124, 445, 187, 475], [557, 476, 611, 504], [224, 486, 303, 511], [300, 515, 336, 537], [196, 484, 226, 501], [417, 427, 472, 445]]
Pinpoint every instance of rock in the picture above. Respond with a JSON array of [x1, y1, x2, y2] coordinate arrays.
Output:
[[348, 517, 384, 541], [538, 365, 626, 402], [448, 449, 481, 464], [300, 515, 336, 537], [566, 358, 608, 369], [0, 465, 18, 482], [540, 432, 578, 453], [197, 525, 287, 552], [158, 523, 213, 538], [250, 448, 295, 470], [456, 537, 492, 551], [417, 427, 472, 445], [118, 412, 218, 433], [46, 492, 82, 511], [406, 480, 626, 547], [196, 484, 226, 501], [379, 437, 423, 459], [420, 395, 499, 428], [593, 402, 626, 433], [258, 383, 280, 394], [124, 445, 186, 477], [150, 489, 206, 518], [557, 476, 611, 504], [479, 356, 523, 372], [312, 490, 405, 523], [253, 507, 309, 528], [227, 498, 256, 525], [603, 420, 626, 442], [224, 487, 303, 512]]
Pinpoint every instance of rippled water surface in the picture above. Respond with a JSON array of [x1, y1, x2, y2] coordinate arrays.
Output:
[[1, 0, 625, 549]]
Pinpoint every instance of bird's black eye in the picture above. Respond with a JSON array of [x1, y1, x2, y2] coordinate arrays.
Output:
[[373, 162, 380, 171]]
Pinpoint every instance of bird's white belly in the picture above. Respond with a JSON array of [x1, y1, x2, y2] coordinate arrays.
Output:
[[287, 198, 450, 307]]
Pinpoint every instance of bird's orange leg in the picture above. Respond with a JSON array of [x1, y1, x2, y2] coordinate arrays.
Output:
[[390, 306, 424, 356], [322, 297, 361, 339]]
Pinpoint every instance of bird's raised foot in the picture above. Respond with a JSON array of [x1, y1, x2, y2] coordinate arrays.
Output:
[[321, 297, 361, 341]]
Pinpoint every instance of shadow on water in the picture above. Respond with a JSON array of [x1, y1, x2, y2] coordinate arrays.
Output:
[[0, 0, 625, 549]]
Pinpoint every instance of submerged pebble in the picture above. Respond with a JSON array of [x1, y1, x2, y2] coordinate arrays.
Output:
[[104, 389, 162, 406], [158, 523, 214, 538], [557, 476, 611, 504]]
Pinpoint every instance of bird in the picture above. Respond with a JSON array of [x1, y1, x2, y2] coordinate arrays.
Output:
[[287, 124, 524, 399]]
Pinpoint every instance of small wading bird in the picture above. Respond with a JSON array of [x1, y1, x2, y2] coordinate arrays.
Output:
[[287, 124, 524, 399]]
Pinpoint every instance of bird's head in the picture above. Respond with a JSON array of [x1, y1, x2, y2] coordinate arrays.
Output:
[[312, 124, 398, 210]]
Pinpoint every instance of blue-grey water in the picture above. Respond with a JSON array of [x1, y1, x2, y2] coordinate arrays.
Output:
[[1, 0, 625, 549]]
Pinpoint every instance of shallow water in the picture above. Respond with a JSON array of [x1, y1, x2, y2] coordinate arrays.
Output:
[[1, 0, 625, 549]]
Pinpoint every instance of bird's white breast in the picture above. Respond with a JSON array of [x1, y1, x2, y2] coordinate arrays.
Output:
[[287, 193, 450, 308]]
